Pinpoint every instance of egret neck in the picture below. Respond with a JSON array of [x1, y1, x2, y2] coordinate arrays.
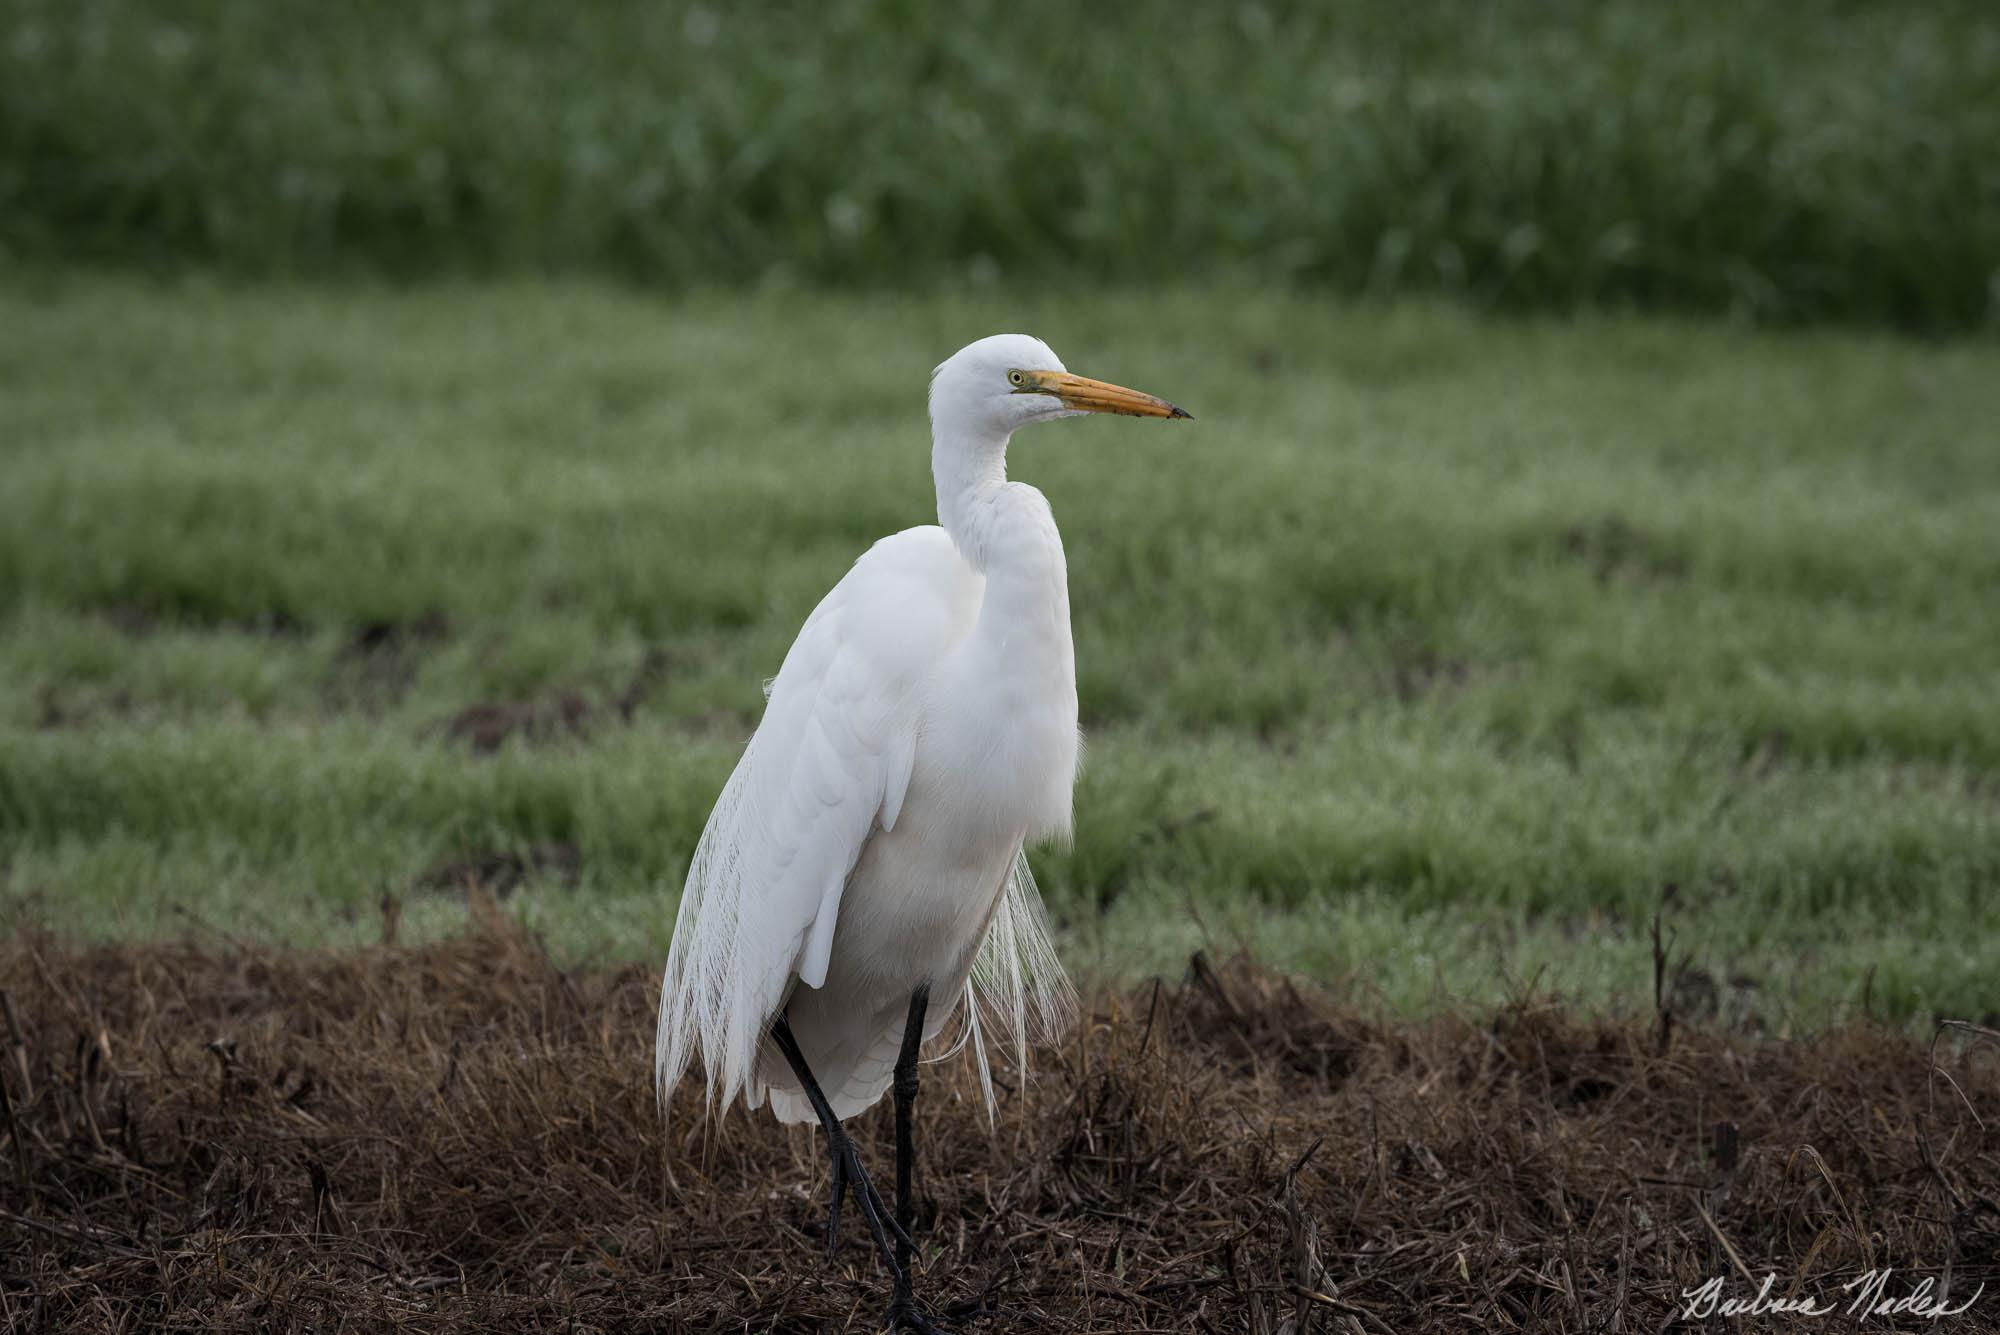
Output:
[[931, 416, 1078, 845]]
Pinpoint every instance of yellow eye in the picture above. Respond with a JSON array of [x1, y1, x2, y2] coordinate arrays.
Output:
[[1007, 370, 1026, 387]]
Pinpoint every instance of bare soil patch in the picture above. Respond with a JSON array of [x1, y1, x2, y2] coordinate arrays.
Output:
[[414, 843, 583, 900]]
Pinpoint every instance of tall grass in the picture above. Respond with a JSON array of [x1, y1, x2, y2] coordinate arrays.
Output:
[[4, 0, 1997, 328]]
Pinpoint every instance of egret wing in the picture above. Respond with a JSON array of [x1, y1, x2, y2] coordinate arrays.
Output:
[[655, 527, 975, 1113]]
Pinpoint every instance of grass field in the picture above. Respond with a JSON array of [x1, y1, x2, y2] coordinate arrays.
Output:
[[2, 278, 1997, 1028]]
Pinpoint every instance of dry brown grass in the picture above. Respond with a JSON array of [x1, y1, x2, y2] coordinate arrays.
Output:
[[2, 920, 1997, 1333]]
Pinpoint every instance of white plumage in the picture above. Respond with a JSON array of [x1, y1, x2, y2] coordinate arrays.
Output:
[[655, 334, 1188, 1129]]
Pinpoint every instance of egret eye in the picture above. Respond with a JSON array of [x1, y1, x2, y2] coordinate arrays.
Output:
[[1007, 370, 1026, 387]]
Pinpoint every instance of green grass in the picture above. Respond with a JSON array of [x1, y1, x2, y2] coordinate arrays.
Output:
[[2, 277, 1998, 1029], [5, 0, 1998, 328]]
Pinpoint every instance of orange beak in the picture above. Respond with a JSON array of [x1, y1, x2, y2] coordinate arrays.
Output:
[[1018, 370, 1192, 420]]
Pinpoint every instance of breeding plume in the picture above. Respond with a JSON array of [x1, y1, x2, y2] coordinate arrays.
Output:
[[655, 334, 1189, 1329]]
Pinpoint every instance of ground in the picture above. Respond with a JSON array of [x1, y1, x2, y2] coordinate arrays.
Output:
[[3, 925, 1996, 1332], [3, 279, 1999, 1329], [3, 280, 1997, 1025]]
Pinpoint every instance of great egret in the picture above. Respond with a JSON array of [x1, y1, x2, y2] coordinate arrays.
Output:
[[655, 334, 1189, 1328]]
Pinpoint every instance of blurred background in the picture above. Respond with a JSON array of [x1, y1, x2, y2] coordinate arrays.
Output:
[[2, 0, 1996, 1027]]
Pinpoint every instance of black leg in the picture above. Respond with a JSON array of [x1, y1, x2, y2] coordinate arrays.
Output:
[[887, 986, 949, 1334], [893, 985, 929, 1271], [770, 1014, 910, 1281]]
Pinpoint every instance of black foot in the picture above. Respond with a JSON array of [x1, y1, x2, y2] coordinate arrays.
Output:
[[886, 1287, 951, 1334], [824, 1129, 913, 1275]]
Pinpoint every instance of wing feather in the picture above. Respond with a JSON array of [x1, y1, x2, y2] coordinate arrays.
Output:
[[656, 527, 974, 1114]]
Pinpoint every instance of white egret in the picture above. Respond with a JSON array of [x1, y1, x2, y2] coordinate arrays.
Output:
[[655, 334, 1189, 1328]]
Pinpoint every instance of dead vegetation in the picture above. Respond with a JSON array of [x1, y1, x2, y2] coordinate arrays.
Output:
[[1, 924, 1995, 1333]]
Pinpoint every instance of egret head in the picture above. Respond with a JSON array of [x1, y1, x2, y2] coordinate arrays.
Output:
[[928, 334, 1190, 439]]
